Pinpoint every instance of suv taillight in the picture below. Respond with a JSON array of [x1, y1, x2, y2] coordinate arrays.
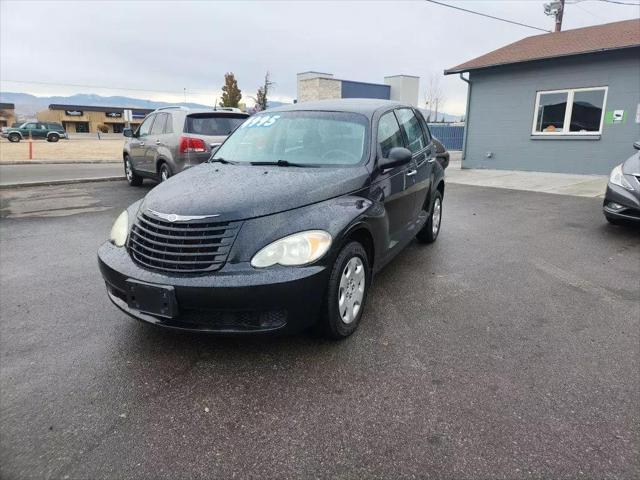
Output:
[[179, 136, 207, 153]]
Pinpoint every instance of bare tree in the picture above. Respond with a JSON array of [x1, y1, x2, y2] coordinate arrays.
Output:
[[255, 71, 274, 112], [424, 73, 446, 122]]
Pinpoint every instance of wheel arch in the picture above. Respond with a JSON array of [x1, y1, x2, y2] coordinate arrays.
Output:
[[341, 224, 375, 271]]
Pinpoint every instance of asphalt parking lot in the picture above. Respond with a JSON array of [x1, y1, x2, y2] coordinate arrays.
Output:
[[1, 180, 638, 479]]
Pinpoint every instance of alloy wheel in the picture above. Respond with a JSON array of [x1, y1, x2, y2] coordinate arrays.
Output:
[[432, 197, 441, 236], [338, 256, 365, 324]]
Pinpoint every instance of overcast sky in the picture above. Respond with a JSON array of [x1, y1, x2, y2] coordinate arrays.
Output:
[[1, 0, 638, 114]]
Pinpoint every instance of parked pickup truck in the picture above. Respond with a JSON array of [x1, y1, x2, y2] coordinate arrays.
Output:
[[1, 122, 68, 142]]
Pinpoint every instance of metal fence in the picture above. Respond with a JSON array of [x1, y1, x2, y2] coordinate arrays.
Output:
[[428, 124, 465, 151]]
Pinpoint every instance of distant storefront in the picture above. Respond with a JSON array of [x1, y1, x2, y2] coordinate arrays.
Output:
[[37, 104, 154, 133], [0, 102, 17, 128]]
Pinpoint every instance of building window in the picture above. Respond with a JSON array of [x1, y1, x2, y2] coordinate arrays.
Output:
[[532, 87, 607, 136], [112, 123, 123, 133]]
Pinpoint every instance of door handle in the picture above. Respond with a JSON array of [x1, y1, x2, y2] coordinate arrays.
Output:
[[427, 158, 436, 163], [406, 169, 417, 176], [155, 140, 161, 145], [139, 142, 145, 146]]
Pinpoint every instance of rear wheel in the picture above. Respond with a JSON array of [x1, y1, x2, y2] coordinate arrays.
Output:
[[416, 190, 442, 243], [8, 133, 20, 143], [47, 133, 60, 142], [158, 162, 172, 182], [124, 155, 143, 186], [319, 241, 370, 339]]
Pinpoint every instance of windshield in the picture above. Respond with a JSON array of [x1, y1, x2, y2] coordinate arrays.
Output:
[[214, 111, 368, 166], [185, 114, 247, 136]]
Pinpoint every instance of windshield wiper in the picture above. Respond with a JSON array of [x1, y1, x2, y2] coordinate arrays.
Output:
[[209, 157, 237, 165], [249, 160, 315, 167]]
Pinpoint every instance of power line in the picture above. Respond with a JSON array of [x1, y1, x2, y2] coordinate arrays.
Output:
[[424, 0, 552, 33], [595, 0, 640, 5]]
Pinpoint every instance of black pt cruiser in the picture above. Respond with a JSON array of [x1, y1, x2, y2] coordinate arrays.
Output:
[[98, 99, 445, 338]]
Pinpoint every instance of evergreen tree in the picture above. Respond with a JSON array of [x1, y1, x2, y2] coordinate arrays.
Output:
[[219, 72, 242, 108]]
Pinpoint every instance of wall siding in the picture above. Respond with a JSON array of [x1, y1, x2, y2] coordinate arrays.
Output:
[[341, 81, 390, 100], [465, 49, 640, 175]]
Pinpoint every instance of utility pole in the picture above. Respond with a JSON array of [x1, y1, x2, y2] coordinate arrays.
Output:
[[544, 1, 565, 32], [555, 0, 564, 32]]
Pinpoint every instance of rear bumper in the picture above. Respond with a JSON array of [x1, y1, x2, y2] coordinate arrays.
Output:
[[603, 183, 640, 222], [98, 242, 329, 334]]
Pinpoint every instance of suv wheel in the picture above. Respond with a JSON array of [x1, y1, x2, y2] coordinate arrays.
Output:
[[124, 155, 143, 186], [8, 133, 20, 143], [416, 190, 443, 243], [319, 241, 370, 339], [47, 133, 60, 143], [159, 162, 172, 182]]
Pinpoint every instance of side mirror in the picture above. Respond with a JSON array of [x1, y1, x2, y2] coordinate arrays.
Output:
[[634, 140, 640, 151], [123, 128, 133, 138], [379, 147, 412, 170]]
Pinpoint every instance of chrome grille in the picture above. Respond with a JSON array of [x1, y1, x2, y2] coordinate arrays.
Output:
[[128, 211, 239, 274]]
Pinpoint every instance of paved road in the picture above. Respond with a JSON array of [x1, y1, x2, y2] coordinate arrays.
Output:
[[0, 163, 122, 186], [1, 182, 638, 479]]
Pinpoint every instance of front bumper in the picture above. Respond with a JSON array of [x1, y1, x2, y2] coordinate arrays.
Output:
[[603, 183, 640, 222], [98, 242, 329, 334]]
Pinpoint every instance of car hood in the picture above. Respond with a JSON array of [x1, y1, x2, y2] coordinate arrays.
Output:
[[141, 162, 370, 222], [622, 151, 640, 175]]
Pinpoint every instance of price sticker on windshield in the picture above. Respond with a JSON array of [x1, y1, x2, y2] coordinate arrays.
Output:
[[240, 115, 281, 128]]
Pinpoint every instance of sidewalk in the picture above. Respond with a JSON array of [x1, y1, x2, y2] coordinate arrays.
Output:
[[445, 153, 608, 198], [0, 163, 123, 188]]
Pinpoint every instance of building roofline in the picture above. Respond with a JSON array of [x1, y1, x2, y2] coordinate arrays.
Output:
[[47, 104, 155, 113], [445, 44, 640, 75], [383, 75, 420, 79]]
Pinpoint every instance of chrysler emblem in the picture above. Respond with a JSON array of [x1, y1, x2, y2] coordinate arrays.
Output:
[[147, 209, 220, 222]]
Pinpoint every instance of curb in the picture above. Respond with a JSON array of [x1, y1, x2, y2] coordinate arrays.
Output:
[[0, 160, 121, 165], [0, 176, 125, 189]]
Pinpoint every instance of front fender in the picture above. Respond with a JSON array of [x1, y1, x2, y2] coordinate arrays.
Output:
[[228, 194, 376, 264]]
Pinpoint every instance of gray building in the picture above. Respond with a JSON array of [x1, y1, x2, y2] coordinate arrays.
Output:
[[297, 72, 420, 106], [446, 19, 640, 175]]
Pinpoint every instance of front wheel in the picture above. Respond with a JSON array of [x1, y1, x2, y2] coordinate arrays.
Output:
[[416, 190, 443, 243], [319, 241, 370, 339], [8, 133, 20, 143]]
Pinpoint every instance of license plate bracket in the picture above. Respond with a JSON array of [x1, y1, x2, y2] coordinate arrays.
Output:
[[126, 280, 177, 318]]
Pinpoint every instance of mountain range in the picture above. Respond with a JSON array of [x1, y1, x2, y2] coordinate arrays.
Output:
[[0, 92, 288, 119]]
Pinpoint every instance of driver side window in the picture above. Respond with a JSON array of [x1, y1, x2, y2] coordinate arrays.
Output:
[[378, 111, 404, 158], [137, 115, 155, 137]]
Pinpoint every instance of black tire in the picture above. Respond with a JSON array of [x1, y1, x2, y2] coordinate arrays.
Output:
[[8, 133, 20, 143], [124, 155, 143, 186], [416, 190, 443, 243], [319, 241, 370, 339], [47, 134, 60, 143], [158, 162, 172, 182]]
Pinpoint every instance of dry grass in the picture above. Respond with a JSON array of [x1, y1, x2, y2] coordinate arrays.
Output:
[[0, 138, 123, 162]]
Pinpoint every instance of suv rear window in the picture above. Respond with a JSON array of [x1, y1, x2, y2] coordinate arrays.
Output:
[[184, 114, 247, 136]]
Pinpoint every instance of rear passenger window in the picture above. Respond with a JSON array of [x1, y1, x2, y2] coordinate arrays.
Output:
[[151, 113, 167, 135], [378, 111, 404, 158], [163, 114, 173, 134], [396, 108, 426, 153]]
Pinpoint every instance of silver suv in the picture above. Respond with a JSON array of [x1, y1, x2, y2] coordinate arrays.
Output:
[[122, 107, 249, 186]]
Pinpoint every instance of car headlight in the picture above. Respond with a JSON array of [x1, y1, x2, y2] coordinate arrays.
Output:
[[109, 210, 129, 247], [251, 230, 332, 268], [610, 164, 634, 190]]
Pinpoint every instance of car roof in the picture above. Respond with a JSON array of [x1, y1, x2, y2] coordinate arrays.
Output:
[[268, 99, 409, 117]]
